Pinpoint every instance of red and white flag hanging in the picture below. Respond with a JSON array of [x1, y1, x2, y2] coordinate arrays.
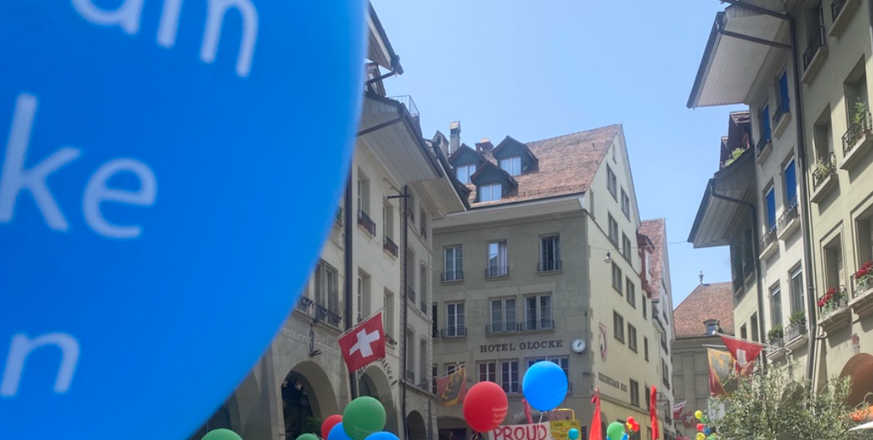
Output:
[[719, 334, 765, 375], [338, 311, 386, 372]]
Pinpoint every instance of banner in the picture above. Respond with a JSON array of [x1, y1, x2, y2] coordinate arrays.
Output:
[[708, 349, 736, 397], [719, 334, 765, 375], [487, 422, 552, 440], [671, 401, 686, 421], [436, 366, 467, 406], [550, 420, 581, 440]]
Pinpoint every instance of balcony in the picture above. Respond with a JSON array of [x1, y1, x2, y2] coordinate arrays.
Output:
[[777, 202, 800, 240], [441, 270, 464, 283], [520, 319, 555, 332], [840, 109, 873, 171], [296, 296, 342, 327], [784, 319, 808, 350], [358, 210, 376, 236], [756, 133, 773, 164], [383, 236, 398, 257], [831, 0, 861, 38], [485, 322, 519, 334], [385, 333, 398, 347], [773, 98, 791, 138], [766, 334, 786, 361], [538, 260, 563, 273], [818, 287, 851, 332], [406, 287, 416, 305], [389, 95, 421, 136], [801, 26, 827, 84], [485, 266, 509, 279], [759, 226, 778, 259], [440, 327, 467, 339], [811, 154, 838, 203], [405, 370, 415, 383], [849, 268, 873, 317]]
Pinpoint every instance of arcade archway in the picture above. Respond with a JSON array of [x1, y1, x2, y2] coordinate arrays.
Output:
[[359, 365, 398, 433], [283, 361, 340, 439], [437, 416, 467, 440], [407, 410, 427, 440]]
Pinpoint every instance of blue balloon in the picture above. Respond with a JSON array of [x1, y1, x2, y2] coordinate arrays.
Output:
[[522, 361, 568, 411], [704, 427, 711, 435], [620, 434, 628, 440], [365, 432, 400, 440], [568, 428, 579, 440], [0, 2, 365, 440], [330, 423, 355, 440]]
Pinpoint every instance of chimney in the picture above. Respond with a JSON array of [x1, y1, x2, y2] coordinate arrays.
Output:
[[475, 138, 494, 153], [449, 121, 461, 155]]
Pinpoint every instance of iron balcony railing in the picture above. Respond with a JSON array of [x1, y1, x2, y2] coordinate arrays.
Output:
[[485, 266, 510, 278], [485, 322, 519, 334], [520, 319, 555, 331], [785, 320, 808, 341], [756, 131, 771, 156], [385, 333, 398, 347], [778, 202, 799, 231], [803, 26, 825, 70], [842, 109, 872, 156], [812, 153, 837, 190], [818, 287, 848, 319], [852, 270, 873, 298], [297, 296, 342, 327], [406, 287, 416, 304], [538, 260, 563, 272], [405, 370, 415, 383], [358, 210, 376, 236], [441, 327, 467, 338], [773, 97, 790, 127], [383, 236, 398, 256], [832, 0, 848, 20], [297, 295, 314, 312], [760, 225, 778, 252], [441, 270, 464, 282], [389, 95, 421, 136]]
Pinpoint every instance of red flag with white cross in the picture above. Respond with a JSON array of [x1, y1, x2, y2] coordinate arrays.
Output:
[[338, 311, 385, 372], [719, 334, 765, 375]]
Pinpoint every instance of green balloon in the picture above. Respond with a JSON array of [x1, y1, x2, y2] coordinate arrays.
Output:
[[606, 422, 625, 440], [297, 434, 319, 440], [203, 429, 243, 440], [342, 397, 386, 440]]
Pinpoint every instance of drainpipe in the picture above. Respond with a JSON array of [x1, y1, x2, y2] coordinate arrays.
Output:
[[401, 185, 410, 440], [345, 172, 358, 400], [708, 180, 768, 369]]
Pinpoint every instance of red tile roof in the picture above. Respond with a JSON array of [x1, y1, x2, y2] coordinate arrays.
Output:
[[673, 282, 734, 338], [640, 218, 667, 301], [463, 125, 622, 207]]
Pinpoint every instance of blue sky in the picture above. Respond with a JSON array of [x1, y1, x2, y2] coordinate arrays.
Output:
[[372, 0, 745, 306]]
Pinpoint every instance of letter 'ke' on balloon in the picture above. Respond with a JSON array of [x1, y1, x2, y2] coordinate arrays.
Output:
[[0, 1, 366, 440]]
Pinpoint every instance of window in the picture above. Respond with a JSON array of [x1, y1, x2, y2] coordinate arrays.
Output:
[[406, 329, 415, 381], [444, 246, 463, 281], [644, 337, 649, 361], [357, 171, 370, 215], [608, 214, 619, 244], [607, 166, 617, 199], [487, 241, 509, 277], [524, 295, 552, 330], [432, 364, 437, 394], [777, 71, 790, 116], [760, 104, 771, 142], [420, 207, 427, 238], [844, 57, 869, 131], [479, 184, 502, 202], [765, 186, 777, 231], [432, 304, 438, 339], [357, 271, 371, 322], [642, 296, 648, 320], [662, 359, 670, 388], [751, 313, 760, 342], [501, 360, 520, 393], [612, 263, 623, 294], [384, 289, 394, 336], [705, 320, 718, 335], [479, 361, 496, 383], [622, 234, 632, 260], [613, 311, 625, 343], [456, 164, 475, 184], [500, 156, 522, 176], [770, 283, 783, 330], [813, 113, 834, 161], [315, 260, 339, 314], [540, 235, 561, 271], [784, 159, 797, 207], [490, 298, 516, 333], [790, 267, 805, 315], [630, 380, 640, 407], [825, 236, 844, 291], [420, 265, 428, 313], [628, 324, 638, 352], [740, 324, 748, 340], [527, 357, 569, 379], [645, 385, 651, 410], [446, 303, 465, 337], [418, 340, 427, 388], [621, 189, 630, 218], [626, 278, 636, 308]]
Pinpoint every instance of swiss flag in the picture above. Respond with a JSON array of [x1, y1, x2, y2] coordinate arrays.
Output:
[[338, 312, 386, 372], [719, 334, 764, 375]]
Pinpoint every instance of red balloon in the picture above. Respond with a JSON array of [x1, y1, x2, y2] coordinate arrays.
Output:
[[631, 422, 639, 432], [697, 423, 705, 432], [322, 414, 342, 439], [626, 417, 635, 426], [463, 382, 508, 432]]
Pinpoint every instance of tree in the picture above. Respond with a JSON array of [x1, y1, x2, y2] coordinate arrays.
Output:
[[707, 361, 872, 440]]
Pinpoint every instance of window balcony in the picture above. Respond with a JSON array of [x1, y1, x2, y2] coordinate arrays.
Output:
[[357, 210, 376, 236], [441, 270, 464, 283], [784, 319, 808, 351], [840, 108, 873, 171], [520, 319, 555, 332], [811, 153, 838, 203], [818, 287, 851, 332], [756, 133, 772, 164], [440, 327, 467, 339], [406, 287, 416, 305], [389, 95, 421, 136], [385, 333, 398, 347], [831, 0, 861, 38], [772, 99, 791, 139], [485, 322, 519, 334], [777, 202, 800, 241], [538, 260, 563, 273], [485, 266, 509, 279], [296, 296, 342, 327], [759, 226, 778, 259], [801, 26, 827, 84], [849, 267, 873, 318], [383, 236, 398, 257]]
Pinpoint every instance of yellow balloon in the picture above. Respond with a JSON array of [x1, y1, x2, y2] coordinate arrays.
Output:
[[694, 410, 703, 420], [696, 433, 705, 440]]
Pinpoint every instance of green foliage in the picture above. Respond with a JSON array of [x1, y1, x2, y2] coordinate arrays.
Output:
[[709, 360, 868, 440], [724, 148, 745, 167], [789, 311, 806, 325], [303, 416, 323, 435], [854, 97, 867, 126], [768, 324, 783, 341]]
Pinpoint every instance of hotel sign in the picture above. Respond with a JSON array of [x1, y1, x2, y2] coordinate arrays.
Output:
[[480, 340, 564, 353]]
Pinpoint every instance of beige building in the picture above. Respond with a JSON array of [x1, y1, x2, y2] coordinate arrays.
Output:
[[187, 4, 467, 439], [687, 0, 873, 409], [430, 124, 676, 439]]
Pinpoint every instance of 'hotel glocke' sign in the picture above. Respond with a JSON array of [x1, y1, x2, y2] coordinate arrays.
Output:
[[480, 340, 563, 353]]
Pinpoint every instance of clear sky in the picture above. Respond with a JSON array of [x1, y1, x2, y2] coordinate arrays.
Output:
[[372, 0, 745, 306]]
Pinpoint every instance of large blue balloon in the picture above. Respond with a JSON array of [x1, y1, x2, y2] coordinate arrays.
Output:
[[330, 423, 355, 440], [0, 1, 365, 440], [522, 361, 568, 411], [365, 432, 401, 440]]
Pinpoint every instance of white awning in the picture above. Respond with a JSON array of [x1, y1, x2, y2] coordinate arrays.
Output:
[[688, 150, 757, 248]]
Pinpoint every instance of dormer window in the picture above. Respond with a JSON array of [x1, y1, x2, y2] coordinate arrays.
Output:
[[704, 319, 720, 335], [499, 156, 522, 176], [457, 164, 475, 184], [479, 184, 502, 202]]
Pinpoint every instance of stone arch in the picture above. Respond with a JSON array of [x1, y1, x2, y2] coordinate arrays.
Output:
[[283, 361, 340, 439], [407, 410, 428, 440], [360, 364, 398, 433], [437, 416, 468, 440], [840, 353, 873, 406]]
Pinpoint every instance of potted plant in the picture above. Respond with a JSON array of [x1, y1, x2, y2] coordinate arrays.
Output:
[[788, 311, 805, 326], [723, 148, 745, 167], [817, 287, 846, 316], [853, 260, 873, 293], [768, 324, 783, 343], [853, 97, 867, 127]]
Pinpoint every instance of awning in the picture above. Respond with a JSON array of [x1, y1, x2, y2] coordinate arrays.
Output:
[[687, 0, 789, 109], [688, 149, 757, 248], [366, 2, 402, 72]]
